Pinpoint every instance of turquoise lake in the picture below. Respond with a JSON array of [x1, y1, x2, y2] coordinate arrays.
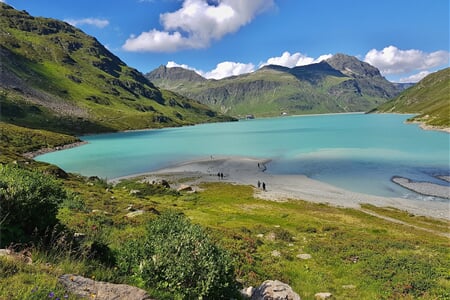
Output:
[[36, 113, 450, 200]]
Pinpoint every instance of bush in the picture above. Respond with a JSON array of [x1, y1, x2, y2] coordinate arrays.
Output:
[[0, 165, 67, 246], [116, 211, 238, 299]]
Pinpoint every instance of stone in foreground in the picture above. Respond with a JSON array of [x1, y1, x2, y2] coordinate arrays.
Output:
[[251, 280, 301, 300], [59, 274, 153, 300]]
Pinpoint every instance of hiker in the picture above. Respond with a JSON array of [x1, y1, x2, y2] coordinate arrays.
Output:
[[257, 180, 261, 188], [262, 182, 266, 191], [220, 172, 224, 179]]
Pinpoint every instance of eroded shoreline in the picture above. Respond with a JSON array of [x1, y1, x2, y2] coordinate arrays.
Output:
[[24, 141, 88, 159]]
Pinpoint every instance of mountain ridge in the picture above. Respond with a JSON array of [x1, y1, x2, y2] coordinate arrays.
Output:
[[146, 54, 403, 117]]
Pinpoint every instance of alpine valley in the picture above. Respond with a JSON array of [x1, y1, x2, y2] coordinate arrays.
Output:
[[1, 3, 450, 300]]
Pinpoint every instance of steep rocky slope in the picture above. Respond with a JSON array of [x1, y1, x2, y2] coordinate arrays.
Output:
[[0, 3, 233, 135]]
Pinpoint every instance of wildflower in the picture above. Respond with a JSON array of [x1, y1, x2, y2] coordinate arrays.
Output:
[[48, 291, 55, 298], [64, 294, 69, 299], [31, 287, 38, 293]]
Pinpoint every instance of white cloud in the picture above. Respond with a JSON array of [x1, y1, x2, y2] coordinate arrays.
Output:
[[64, 18, 110, 28], [167, 61, 194, 70], [260, 51, 332, 68], [398, 71, 431, 83], [203, 61, 255, 79], [165, 51, 333, 80], [166, 60, 255, 79], [123, 0, 274, 52], [166, 61, 204, 76], [364, 45, 449, 75]]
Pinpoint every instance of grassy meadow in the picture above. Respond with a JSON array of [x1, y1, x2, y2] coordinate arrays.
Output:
[[1, 168, 449, 299]]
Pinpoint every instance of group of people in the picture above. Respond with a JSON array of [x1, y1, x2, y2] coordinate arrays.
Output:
[[257, 162, 267, 191], [217, 172, 224, 179], [257, 180, 266, 191]]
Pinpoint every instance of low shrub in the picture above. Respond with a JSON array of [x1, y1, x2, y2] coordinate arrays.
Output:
[[116, 211, 238, 299], [0, 165, 67, 246]]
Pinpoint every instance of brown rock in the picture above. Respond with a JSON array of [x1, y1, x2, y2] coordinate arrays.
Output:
[[58, 274, 154, 300]]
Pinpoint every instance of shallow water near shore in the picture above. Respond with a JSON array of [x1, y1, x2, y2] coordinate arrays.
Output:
[[36, 113, 449, 200]]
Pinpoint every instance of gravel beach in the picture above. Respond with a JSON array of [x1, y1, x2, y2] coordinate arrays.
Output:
[[111, 156, 450, 220]]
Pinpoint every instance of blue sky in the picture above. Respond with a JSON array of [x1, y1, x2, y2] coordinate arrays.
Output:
[[4, 0, 449, 82]]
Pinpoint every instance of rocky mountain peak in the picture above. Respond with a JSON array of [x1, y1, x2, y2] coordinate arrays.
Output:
[[326, 53, 382, 78], [147, 65, 206, 82]]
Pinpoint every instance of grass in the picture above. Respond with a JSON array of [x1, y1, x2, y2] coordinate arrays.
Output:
[[3, 172, 448, 299], [375, 68, 450, 128]]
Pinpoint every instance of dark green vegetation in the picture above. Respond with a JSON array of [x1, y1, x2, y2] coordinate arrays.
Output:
[[0, 165, 67, 245], [373, 68, 450, 128], [1, 163, 449, 299], [0, 3, 233, 135], [147, 54, 402, 118], [116, 211, 237, 299]]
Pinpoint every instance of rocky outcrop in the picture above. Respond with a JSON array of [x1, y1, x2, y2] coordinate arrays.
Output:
[[58, 274, 154, 300], [251, 280, 301, 300]]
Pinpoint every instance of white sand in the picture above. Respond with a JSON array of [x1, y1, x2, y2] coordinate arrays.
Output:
[[111, 156, 450, 220]]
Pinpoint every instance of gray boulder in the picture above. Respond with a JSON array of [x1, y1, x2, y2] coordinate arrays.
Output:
[[58, 274, 154, 300], [315, 292, 333, 299], [251, 280, 301, 300]]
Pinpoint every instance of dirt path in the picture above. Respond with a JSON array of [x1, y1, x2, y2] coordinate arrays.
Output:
[[360, 209, 450, 238]]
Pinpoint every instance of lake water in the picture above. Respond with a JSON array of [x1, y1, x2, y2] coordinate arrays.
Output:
[[36, 113, 450, 200]]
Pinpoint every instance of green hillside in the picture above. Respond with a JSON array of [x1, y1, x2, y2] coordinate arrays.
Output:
[[147, 55, 402, 118], [374, 68, 450, 129], [0, 3, 233, 135]]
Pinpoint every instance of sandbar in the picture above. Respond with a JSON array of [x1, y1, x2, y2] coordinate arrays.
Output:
[[111, 156, 450, 220], [392, 176, 450, 199]]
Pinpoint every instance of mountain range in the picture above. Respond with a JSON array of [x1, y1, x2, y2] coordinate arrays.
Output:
[[147, 54, 404, 118], [0, 3, 233, 135]]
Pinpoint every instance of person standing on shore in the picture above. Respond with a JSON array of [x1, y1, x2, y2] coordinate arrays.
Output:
[[257, 180, 261, 188], [262, 182, 266, 191]]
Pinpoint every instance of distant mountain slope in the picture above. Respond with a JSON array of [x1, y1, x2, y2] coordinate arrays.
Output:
[[373, 68, 450, 129], [146, 54, 402, 117], [0, 3, 232, 135]]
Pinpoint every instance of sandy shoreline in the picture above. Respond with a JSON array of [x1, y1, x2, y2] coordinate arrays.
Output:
[[111, 156, 450, 220]]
